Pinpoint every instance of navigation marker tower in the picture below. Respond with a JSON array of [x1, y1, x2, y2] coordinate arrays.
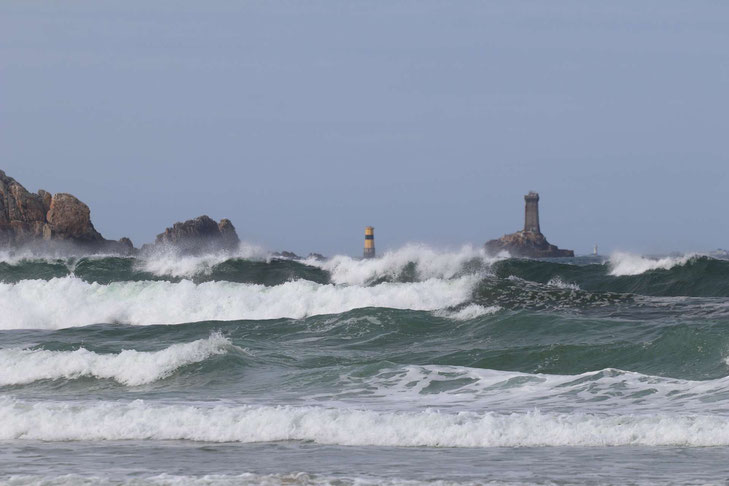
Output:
[[363, 226, 375, 259]]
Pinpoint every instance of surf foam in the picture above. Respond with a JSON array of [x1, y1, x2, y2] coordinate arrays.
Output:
[[0, 276, 477, 329], [608, 252, 696, 277], [546, 277, 580, 290], [2, 398, 729, 447], [138, 242, 270, 278], [434, 304, 500, 321], [0, 473, 486, 486], [0, 333, 232, 386], [337, 365, 729, 414], [312, 244, 501, 286]]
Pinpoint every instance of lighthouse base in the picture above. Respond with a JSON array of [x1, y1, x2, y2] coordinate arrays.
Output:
[[485, 231, 574, 258]]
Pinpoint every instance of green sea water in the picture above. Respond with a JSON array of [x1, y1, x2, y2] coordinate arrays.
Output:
[[1, 247, 729, 484]]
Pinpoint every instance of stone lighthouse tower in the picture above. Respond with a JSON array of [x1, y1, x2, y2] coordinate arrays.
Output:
[[524, 191, 540, 234], [485, 191, 573, 258]]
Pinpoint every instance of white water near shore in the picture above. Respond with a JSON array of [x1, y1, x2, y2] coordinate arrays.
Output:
[[3, 397, 729, 447]]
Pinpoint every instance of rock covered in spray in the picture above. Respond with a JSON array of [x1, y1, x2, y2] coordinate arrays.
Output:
[[153, 215, 240, 253]]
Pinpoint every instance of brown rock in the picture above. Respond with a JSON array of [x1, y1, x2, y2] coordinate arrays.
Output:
[[0, 171, 46, 228], [0, 170, 47, 243], [38, 190, 52, 213], [485, 231, 574, 258], [155, 215, 240, 253], [118, 237, 134, 251], [1, 170, 121, 250], [46, 193, 104, 242], [218, 218, 239, 247]]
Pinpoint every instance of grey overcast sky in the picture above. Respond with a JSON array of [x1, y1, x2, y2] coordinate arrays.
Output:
[[1, 1, 727, 256]]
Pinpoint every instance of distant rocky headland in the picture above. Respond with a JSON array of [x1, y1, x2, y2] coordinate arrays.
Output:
[[3, 170, 574, 260], [0, 170, 239, 255], [485, 192, 574, 258]]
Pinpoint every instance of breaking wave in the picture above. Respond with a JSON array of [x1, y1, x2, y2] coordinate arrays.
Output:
[[340, 365, 729, 414], [0, 333, 233, 386], [137, 243, 270, 278], [0, 474, 484, 486], [608, 252, 697, 277], [3, 246, 729, 298], [492, 254, 729, 297], [0, 276, 477, 329], [3, 398, 729, 447], [312, 244, 499, 285]]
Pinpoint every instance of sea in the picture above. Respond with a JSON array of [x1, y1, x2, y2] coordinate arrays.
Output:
[[1, 244, 729, 485]]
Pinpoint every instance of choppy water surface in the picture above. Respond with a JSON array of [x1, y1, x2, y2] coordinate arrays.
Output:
[[1, 246, 729, 485]]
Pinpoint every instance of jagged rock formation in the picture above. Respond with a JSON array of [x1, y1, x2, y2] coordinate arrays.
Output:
[[154, 215, 240, 253], [0, 170, 133, 253], [485, 192, 574, 258]]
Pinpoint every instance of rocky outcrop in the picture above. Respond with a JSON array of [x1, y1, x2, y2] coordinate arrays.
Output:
[[45, 193, 104, 242], [485, 231, 574, 258], [218, 218, 239, 249], [0, 169, 133, 253], [154, 215, 240, 253]]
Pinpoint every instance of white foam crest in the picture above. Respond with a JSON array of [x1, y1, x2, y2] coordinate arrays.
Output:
[[0, 250, 38, 265], [546, 277, 580, 290], [332, 365, 729, 415], [3, 398, 729, 447], [139, 242, 270, 278], [0, 333, 231, 386], [0, 276, 477, 329], [434, 304, 501, 321], [1, 473, 485, 486], [312, 244, 501, 286], [608, 252, 697, 277]]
